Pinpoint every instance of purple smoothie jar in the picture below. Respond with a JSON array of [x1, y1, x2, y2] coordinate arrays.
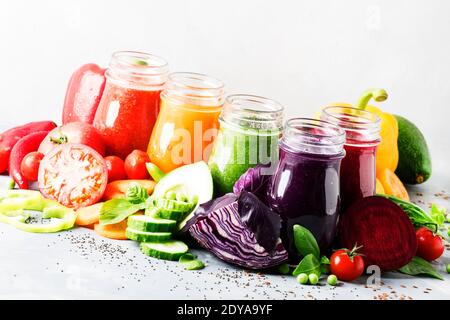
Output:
[[266, 118, 346, 259]]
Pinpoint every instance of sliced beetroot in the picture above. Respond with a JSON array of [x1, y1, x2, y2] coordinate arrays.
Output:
[[338, 196, 417, 271]]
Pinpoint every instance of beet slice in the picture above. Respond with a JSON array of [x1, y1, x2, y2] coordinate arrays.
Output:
[[338, 196, 417, 271]]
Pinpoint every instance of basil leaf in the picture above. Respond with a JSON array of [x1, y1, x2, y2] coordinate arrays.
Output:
[[293, 224, 320, 259], [99, 199, 146, 225], [398, 256, 444, 280], [292, 253, 321, 277], [179, 253, 205, 270]]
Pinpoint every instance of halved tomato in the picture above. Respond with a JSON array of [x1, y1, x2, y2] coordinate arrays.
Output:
[[38, 143, 107, 209]]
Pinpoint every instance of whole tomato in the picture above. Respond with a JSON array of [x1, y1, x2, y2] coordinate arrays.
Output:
[[38, 122, 105, 156], [20, 151, 44, 181], [415, 227, 444, 261], [104, 156, 127, 182], [124, 150, 151, 179], [330, 246, 365, 282]]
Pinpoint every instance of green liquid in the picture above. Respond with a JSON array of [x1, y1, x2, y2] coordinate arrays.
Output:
[[208, 123, 280, 196]]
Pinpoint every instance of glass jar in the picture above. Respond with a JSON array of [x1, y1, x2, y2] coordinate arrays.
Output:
[[266, 118, 346, 257], [208, 94, 284, 196], [321, 106, 381, 211], [147, 72, 225, 173], [93, 51, 169, 159]]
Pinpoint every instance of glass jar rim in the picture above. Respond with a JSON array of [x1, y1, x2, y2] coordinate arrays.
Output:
[[321, 105, 381, 129], [107, 51, 169, 88], [220, 94, 284, 131], [281, 118, 346, 155], [162, 72, 225, 107]]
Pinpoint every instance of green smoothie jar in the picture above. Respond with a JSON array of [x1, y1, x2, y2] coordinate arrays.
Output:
[[208, 94, 284, 196]]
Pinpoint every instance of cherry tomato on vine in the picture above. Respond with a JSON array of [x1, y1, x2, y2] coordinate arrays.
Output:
[[330, 246, 365, 282], [415, 227, 444, 261], [20, 151, 44, 181], [104, 156, 127, 182], [124, 150, 150, 180]]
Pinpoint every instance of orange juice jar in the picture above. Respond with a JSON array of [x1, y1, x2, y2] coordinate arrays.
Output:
[[147, 72, 225, 172]]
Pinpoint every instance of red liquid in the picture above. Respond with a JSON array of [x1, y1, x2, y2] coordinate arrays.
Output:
[[94, 82, 161, 159], [340, 141, 378, 211]]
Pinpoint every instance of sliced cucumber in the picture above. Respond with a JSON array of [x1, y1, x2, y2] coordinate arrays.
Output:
[[140, 240, 189, 261], [152, 161, 213, 204], [127, 214, 176, 232], [125, 228, 171, 242], [157, 209, 186, 222], [154, 198, 194, 213]]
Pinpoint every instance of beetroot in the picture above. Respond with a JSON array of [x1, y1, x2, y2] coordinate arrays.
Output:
[[338, 196, 417, 271]]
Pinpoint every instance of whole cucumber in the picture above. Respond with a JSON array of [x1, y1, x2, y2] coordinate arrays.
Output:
[[394, 115, 432, 184]]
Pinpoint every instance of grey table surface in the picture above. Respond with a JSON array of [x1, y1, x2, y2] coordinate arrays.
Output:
[[0, 174, 449, 300]]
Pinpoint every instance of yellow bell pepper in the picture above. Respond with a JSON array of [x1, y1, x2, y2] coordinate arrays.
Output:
[[356, 88, 399, 176]]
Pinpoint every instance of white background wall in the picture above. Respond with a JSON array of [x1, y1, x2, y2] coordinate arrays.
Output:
[[0, 0, 449, 174]]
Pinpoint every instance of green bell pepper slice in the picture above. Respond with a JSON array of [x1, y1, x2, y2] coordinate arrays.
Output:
[[0, 190, 76, 233]]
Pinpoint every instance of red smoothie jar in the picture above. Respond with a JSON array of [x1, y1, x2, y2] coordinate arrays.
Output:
[[321, 106, 381, 211], [93, 51, 169, 159]]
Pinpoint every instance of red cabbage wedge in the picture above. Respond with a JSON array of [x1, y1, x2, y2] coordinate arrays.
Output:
[[189, 191, 288, 269]]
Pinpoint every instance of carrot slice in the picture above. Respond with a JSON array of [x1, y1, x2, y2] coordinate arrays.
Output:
[[94, 219, 128, 240], [102, 180, 155, 201], [75, 202, 103, 226], [378, 168, 409, 201]]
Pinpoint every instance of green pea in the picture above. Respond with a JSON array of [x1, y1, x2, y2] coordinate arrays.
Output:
[[308, 273, 319, 285], [327, 274, 338, 286], [446, 264, 450, 274], [296, 273, 308, 285]]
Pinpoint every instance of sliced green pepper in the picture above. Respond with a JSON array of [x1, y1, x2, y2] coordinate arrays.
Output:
[[0, 190, 76, 233]]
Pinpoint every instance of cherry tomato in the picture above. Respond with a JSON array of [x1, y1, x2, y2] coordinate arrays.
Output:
[[124, 150, 150, 179], [38, 122, 105, 156], [20, 151, 44, 181], [330, 247, 365, 282], [38, 143, 107, 209], [415, 227, 444, 261], [104, 156, 127, 182]]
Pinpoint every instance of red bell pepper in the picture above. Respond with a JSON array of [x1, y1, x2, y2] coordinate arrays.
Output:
[[9, 131, 50, 189], [62, 63, 106, 125], [0, 121, 57, 173]]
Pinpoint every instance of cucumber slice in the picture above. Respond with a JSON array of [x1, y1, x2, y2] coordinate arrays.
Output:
[[154, 198, 194, 212], [157, 209, 186, 222], [152, 161, 213, 204], [125, 228, 171, 242], [127, 214, 176, 232], [140, 240, 189, 261]]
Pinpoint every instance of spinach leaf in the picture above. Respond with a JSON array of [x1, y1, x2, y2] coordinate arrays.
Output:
[[99, 199, 147, 225], [292, 253, 321, 277], [398, 256, 444, 280], [293, 224, 320, 259]]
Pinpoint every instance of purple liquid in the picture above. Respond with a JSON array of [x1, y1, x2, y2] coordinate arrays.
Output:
[[266, 146, 344, 259]]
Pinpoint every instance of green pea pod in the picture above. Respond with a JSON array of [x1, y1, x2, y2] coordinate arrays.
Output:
[[0, 190, 76, 233]]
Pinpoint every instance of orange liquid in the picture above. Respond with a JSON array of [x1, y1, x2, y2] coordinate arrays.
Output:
[[147, 96, 222, 173]]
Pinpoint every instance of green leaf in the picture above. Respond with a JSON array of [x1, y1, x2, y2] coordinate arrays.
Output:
[[293, 224, 320, 259], [292, 254, 321, 277], [179, 253, 205, 270], [125, 184, 149, 204], [430, 204, 445, 227], [320, 255, 330, 265], [398, 256, 444, 280], [99, 199, 146, 225]]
